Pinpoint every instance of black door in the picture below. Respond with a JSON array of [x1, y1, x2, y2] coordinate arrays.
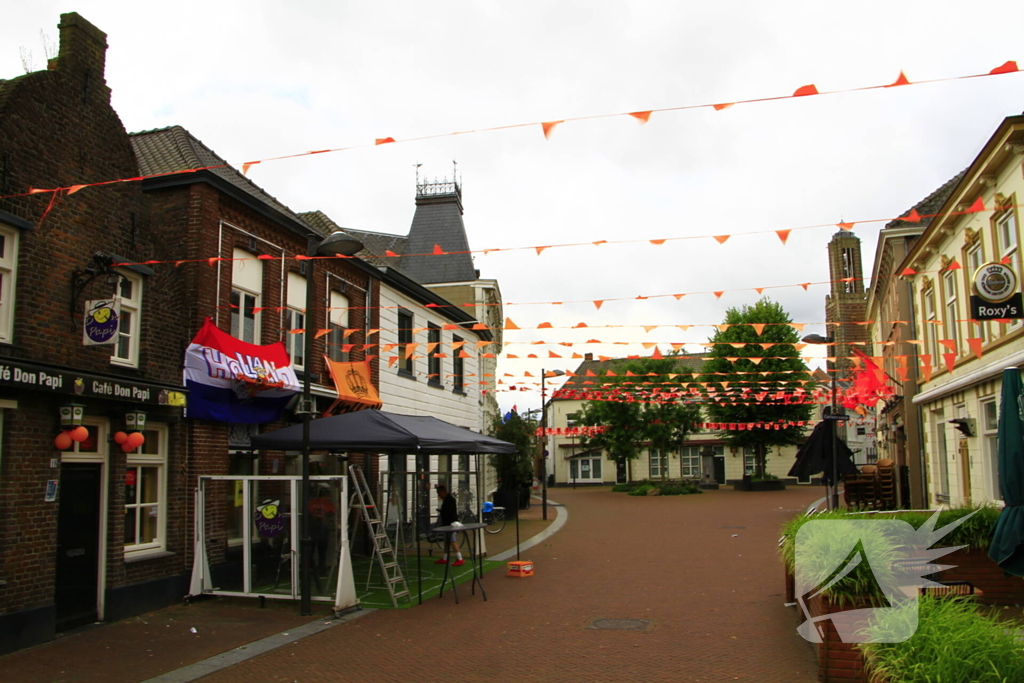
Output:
[[714, 457, 726, 485], [55, 463, 102, 631]]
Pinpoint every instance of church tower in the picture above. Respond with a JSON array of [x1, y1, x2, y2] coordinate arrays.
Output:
[[825, 232, 868, 379]]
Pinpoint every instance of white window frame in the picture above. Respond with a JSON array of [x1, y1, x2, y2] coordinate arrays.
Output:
[[932, 411, 949, 501], [327, 291, 350, 362], [981, 398, 1000, 501], [996, 210, 1020, 330], [743, 447, 757, 476], [942, 270, 958, 351], [0, 223, 19, 344], [124, 422, 169, 558], [923, 287, 939, 365], [231, 249, 262, 343], [285, 272, 307, 371], [110, 270, 143, 368], [679, 446, 702, 478], [571, 456, 603, 482], [966, 243, 987, 344], [648, 448, 668, 478]]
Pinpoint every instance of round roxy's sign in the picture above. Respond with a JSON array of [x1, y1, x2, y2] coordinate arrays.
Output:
[[972, 262, 1019, 303]]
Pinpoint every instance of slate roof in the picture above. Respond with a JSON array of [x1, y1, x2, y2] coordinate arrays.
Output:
[[299, 213, 407, 269], [554, 353, 706, 397], [399, 192, 477, 284], [883, 168, 968, 230], [130, 125, 311, 229]]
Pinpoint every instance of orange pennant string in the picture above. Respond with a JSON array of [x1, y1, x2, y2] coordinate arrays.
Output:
[[837, 222, 854, 232], [714, 291, 725, 299], [432, 244, 446, 255], [241, 161, 260, 175], [541, 121, 563, 139], [712, 103, 734, 111], [799, 283, 810, 291], [754, 288, 764, 295], [942, 352, 956, 374], [967, 337, 984, 360], [375, 137, 396, 145], [385, 250, 399, 257], [886, 71, 911, 87], [535, 246, 550, 255], [900, 267, 917, 276], [751, 323, 766, 336], [792, 84, 819, 97], [67, 184, 86, 195], [573, 322, 588, 328], [537, 322, 553, 329], [593, 300, 604, 310], [314, 329, 330, 340], [900, 209, 922, 223], [593, 240, 607, 246], [504, 318, 520, 330], [673, 294, 686, 300], [629, 111, 652, 123], [713, 235, 730, 244], [650, 239, 666, 245], [965, 197, 985, 213], [776, 229, 791, 244], [990, 60, 1019, 75]]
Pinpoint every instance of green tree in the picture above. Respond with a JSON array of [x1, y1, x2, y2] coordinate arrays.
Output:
[[698, 299, 815, 478], [489, 410, 537, 492], [576, 356, 702, 482]]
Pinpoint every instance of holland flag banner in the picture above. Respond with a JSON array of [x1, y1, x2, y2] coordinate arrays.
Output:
[[184, 318, 300, 423]]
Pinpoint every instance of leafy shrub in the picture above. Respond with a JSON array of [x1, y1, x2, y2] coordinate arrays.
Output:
[[660, 485, 685, 496], [611, 484, 632, 492], [683, 484, 703, 494], [751, 473, 779, 482], [859, 596, 1024, 683], [628, 484, 656, 496]]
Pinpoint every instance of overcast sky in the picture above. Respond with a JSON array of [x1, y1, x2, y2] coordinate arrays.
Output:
[[5, 1, 1024, 412]]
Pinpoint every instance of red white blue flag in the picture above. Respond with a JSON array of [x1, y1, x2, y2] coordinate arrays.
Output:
[[183, 319, 300, 423]]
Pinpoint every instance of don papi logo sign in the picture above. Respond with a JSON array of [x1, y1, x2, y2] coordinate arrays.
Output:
[[83, 299, 121, 346], [970, 262, 1022, 320]]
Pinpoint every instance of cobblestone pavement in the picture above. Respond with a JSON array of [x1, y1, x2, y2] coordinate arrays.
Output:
[[202, 486, 821, 683]]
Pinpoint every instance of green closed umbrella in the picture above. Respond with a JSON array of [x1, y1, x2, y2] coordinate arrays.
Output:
[[988, 367, 1024, 576]]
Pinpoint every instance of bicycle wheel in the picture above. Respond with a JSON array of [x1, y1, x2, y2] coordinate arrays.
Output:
[[485, 508, 506, 534]]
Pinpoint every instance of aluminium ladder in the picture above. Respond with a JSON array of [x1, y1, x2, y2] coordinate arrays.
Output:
[[348, 464, 410, 607]]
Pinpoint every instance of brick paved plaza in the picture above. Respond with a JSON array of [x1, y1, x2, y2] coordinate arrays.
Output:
[[204, 485, 820, 683]]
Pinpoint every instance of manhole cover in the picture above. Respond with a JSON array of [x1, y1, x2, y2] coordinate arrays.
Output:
[[587, 618, 652, 631]]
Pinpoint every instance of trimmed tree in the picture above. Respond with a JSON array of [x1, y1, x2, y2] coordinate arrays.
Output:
[[697, 299, 815, 479], [576, 356, 702, 482]]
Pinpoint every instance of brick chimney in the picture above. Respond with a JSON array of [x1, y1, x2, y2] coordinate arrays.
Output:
[[52, 13, 110, 103], [584, 353, 593, 361]]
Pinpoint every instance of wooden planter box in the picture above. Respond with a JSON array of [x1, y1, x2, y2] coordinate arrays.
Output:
[[938, 546, 1024, 605], [733, 479, 786, 491]]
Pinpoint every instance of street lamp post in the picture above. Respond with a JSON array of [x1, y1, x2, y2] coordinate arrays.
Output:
[[298, 229, 363, 616], [540, 368, 565, 521], [802, 334, 841, 510]]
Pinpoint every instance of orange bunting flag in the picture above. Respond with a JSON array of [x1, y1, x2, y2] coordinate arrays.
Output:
[[459, 350, 472, 359], [945, 260, 962, 271], [643, 326, 658, 333], [939, 339, 957, 352], [585, 370, 597, 377], [535, 246, 550, 255], [385, 250, 399, 257], [548, 351, 561, 358], [67, 184, 86, 195], [754, 287, 764, 295], [315, 329, 331, 340], [673, 294, 686, 300], [387, 356, 398, 367], [837, 222, 855, 232], [650, 239, 666, 245], [990, 60, 1019, 74], [537, 322, 553, 329], [792, 84, 819, 97], [375, 137, 396, 145], [573, 322, 588, 328], [651, 347, 663, 359], [942, 352, 956, 374], [965, 197, 985, 213], [542, 121, 563, 139], [713, 235, 730, 244], [919, 355, 933, 382], [678, 325, 691, 331], [504, 318, 520, 330], [605, 370, 617, 377], [241, 161, 260, 175], [789, 323, 805, 332], [900, 267, 917, 276], [629, 111, 652, 123], [887, 71, 911, 87], [900, 209, 922, 223], [776, 229, 791, 244], [714, 291, 725, 299], [967, 338, 984, 360], [800, 283, 810, 291], [751, 323, 766, 336], [593, 300, 604, 310], [432, 244, 446, 255], [712, 103, 734, 111], [717, 324, 731, 332]]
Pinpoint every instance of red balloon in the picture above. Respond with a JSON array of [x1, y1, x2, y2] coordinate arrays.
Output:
[[121, 442, 135, 453], [70, 425, 89, 442], [126, 432, 145, 448], [54, 432, 73, 450], [113, 431, 129, 444]]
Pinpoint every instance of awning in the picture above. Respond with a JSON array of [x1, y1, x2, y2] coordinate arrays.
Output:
[[323, 358, 382, 416]]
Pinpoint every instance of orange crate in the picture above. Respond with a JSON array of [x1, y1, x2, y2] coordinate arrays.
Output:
[[507, 560, 534, 577]]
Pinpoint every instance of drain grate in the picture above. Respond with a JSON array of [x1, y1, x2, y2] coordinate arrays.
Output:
[[586, 618, 652, 632]]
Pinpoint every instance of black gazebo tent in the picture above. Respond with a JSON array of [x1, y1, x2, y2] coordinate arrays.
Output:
[[250, 410, 517, 605]]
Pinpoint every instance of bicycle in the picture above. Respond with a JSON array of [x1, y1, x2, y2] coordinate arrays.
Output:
[[482, 501, 506, 534]]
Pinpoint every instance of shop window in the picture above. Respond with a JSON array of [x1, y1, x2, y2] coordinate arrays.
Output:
[[453, 335, 465, 393], [0, 223, 19, 344], [285, 272, 306, 370], [327, 291, 349, 362], [124, 424, 168, 556], [397, 309, 414, 376], [427, 324, 442, 386], [942, 270, 958, 350]]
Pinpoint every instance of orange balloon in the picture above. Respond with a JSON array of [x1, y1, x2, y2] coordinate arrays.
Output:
[[126, 431, 145, 448], [54, 432, 73, 450], [113, 431, 129, 444], [70, 425, 89, 442], [121, 442, 135, 453]]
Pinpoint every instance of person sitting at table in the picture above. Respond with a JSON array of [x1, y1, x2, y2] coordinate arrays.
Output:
[[435, 484, 465, 567]]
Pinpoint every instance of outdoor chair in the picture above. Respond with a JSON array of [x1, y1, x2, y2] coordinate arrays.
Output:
[[843, 465, 879, 510], [875, 459, 897, 510]]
